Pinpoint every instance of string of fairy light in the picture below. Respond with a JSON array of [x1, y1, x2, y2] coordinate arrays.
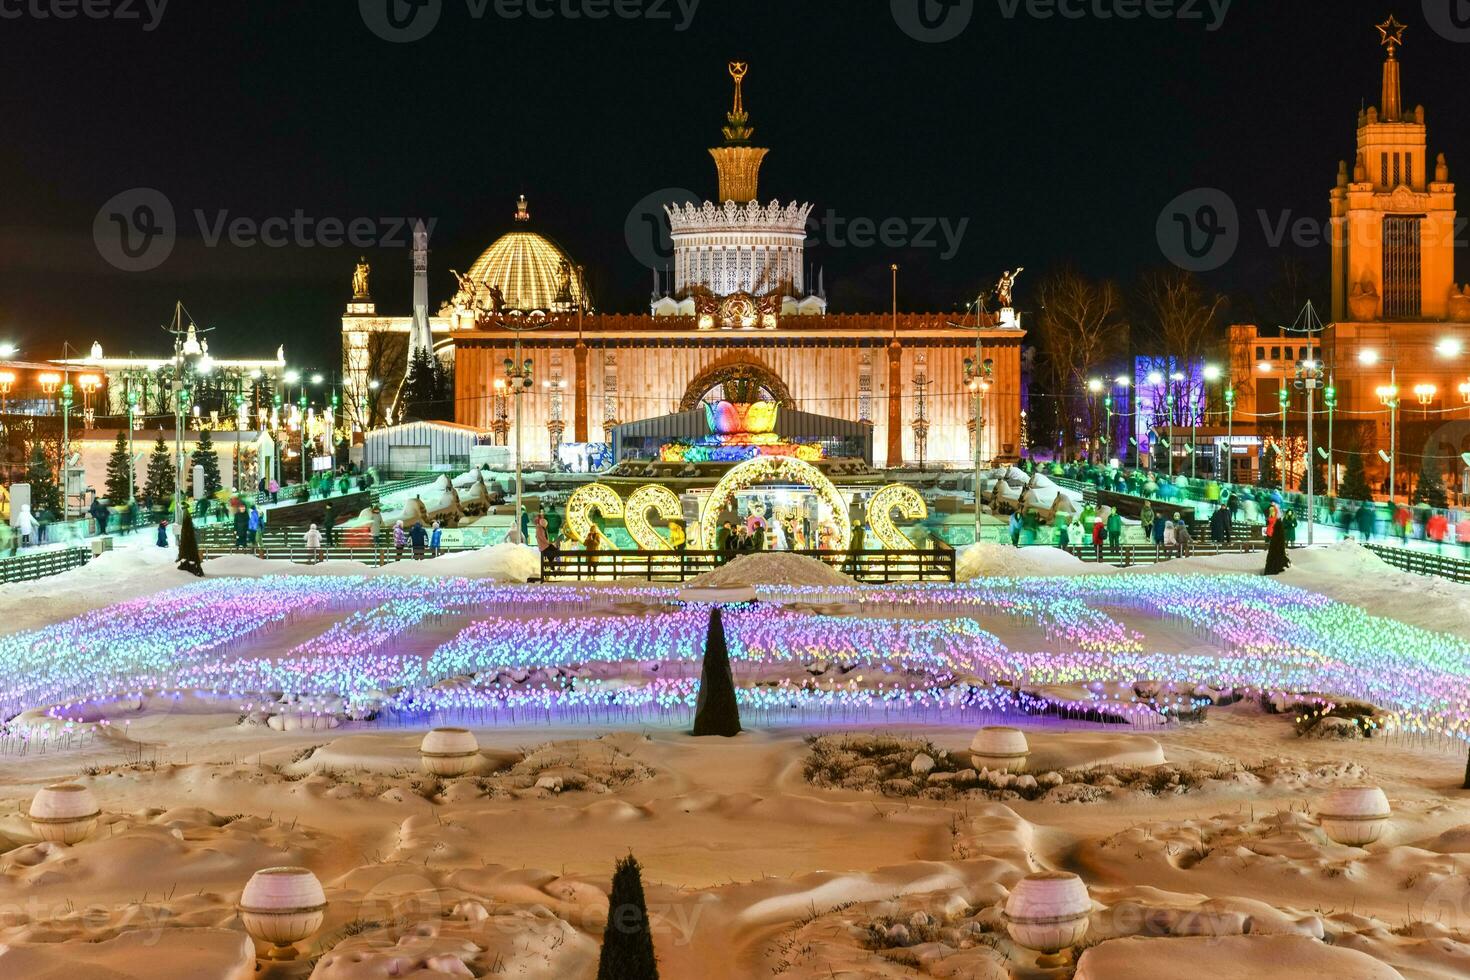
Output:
[[6, 575, 1470, 743]]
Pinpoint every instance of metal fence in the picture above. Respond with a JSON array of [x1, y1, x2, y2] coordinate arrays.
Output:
[[541, 547, 956, 584], [0, 546, 92, 583], [1365, 543, 1470, 584]]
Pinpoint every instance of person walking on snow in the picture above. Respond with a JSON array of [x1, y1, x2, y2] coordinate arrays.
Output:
[[304, 523, 323, 563], [431, 520, 444, 558], [393, 521, 407, 560]]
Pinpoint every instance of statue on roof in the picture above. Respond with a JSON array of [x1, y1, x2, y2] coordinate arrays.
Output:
[[352, 256, 372, 300], [996, 267, 1024, 309]]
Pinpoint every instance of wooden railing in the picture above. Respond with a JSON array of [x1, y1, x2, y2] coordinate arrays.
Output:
[[1365, 544, 1470, 584], [0, 546, 92, 583], [541, 547, 957, 583]]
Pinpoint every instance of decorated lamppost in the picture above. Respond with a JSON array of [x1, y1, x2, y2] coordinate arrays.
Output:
[[1413, 382, 1437, 418], [1276, 384, 1290, 489], [126, 384, 139, 504]]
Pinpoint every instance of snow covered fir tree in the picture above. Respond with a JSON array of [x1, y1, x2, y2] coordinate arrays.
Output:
[[144, 436, 175, 508], [190, 429, 222, 498], [104, 433, 134, 503]]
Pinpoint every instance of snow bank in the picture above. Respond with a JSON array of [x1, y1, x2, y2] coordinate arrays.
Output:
[[685, 553, 858, 589], [957, 542, 1090, 580]]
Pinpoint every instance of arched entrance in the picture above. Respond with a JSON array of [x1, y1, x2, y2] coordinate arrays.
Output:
[[678, 354, 796, 412], [699, 456, 851, 552]]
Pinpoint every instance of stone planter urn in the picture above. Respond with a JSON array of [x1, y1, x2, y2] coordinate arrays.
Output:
[[970, 726, 1030, 773], [1318, 785, 1391, 845], [29, 784, 100, 845], [1004, 871, 1091, 954], [238, 867, 328, 960], [420, 727, 481, 776]]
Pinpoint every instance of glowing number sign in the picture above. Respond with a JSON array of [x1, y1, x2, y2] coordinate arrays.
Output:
[[867, 483, 928, 550]]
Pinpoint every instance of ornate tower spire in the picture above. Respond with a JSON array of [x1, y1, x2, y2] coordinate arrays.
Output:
[[709, 62, 769, 203], [514, 194, 531, 223], [1377, 14, 1407, 122]]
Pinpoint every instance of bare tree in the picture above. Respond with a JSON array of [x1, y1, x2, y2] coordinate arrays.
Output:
[[1138, 268, 1228, 427], [347, 331, 409, 431], [1035, 267, 1128, 459]]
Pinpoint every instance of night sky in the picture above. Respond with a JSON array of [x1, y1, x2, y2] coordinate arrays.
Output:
[[1, 0, 1465, 372]]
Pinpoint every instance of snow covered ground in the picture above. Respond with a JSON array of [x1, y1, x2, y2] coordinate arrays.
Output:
[[0, 534, 1466, 977]]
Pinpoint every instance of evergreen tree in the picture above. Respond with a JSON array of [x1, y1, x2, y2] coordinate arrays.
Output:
[[1413, 452, 1449, 509], [1299, 448, 1327, 496], [692, 606, 742, 737], [176, 509, 204, 577], [190, 428, 222, 496], [596, 854, 659, 980], [144, 436, 175, 507], [1339, 449, 1372, 502], [400, 348, 455, 422], [25, 444, 61, 517], [105, 432, 134, 503]]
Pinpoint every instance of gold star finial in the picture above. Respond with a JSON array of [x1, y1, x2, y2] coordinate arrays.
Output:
[[1377, 14, 1407, 55]]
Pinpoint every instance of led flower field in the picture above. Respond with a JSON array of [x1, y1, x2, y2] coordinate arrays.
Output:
[[6, 575, 1470, 743]]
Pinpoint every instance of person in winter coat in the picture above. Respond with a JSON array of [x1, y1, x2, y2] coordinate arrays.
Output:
[[1457, 515, 1470, 556], [534, 514, 550, 554], [1264, 518, 1290, 575], [304, 523, 323, 563], [1427, 512, 1449, 548], [322, 503, 336, 547], [155, 519, 169, 548], [1091, 517, 1105, 561], [409, 521, 427, 559], [16, 504, 36, 548], [233, 506, 250, 549], [1106, 509, 1123, 553], [1139, 502, 1155, 539], [1209, 506, 1228, 545], [1174, 515, 1194, 558], [1282, 508, 1298, 543], [1162, 519, 1178, 558], [1355, 502, 1375, 540], [431, 521, 444, 558], [370, 505, 385, 547], [392, 521, 407, 560], [1008, 511, 1023, 548], [1392, 505, 1411, 542], [1265, 504, 1278, 541], [1066, 518, 1085, 550], [1152, 512, 1167, 556], [715, 521, 732, 556]]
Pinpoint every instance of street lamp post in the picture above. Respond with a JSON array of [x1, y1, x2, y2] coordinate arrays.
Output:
[[1376, 371, 1400, 505], [1223, 386, 1236, 483], [1277, 385, 1290, 489], [1294, 360, 1321, 545], [963, 356, 993, 539], [1324, 379, 1337, 499], [503, 350, 534, 539]]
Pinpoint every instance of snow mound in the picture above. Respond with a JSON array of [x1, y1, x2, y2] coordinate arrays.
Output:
[[957, 541, 1090, 580], [685, 553, 858, 589], [1076, 935, 1404, 979]]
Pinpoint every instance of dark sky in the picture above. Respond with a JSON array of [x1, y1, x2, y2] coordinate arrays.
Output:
[[1, 0, 1465, 371]]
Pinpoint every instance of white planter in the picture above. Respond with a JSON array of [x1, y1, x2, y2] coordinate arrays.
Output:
[[420, 727, 481, 776], [239, 867, 327, 960], [1319, 785, 1391, 845], [1004, 871, 1091, 953], [970, 726, 1030, 773], [29, 784, 100, 845]]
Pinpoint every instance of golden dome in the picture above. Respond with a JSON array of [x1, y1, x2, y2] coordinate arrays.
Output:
[[461, 201, 588, 313]]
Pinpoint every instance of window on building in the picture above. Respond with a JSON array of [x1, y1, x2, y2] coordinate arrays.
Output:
[[1256, 346, 1265, 361], [1406, 152, 1413, 187], [1271, 346, 1280, 359], [1383, 215, 1424, 318], [1381, 153, 1389, 186], [1393, 152, 1401, 187]]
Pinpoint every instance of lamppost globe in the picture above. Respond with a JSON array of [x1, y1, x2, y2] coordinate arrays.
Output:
[[1202, 364, 1222, 382], [1359, 348, 1380, 366]]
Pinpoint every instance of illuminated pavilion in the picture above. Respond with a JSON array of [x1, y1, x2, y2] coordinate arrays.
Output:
[[340, 64, 1025, 471]]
